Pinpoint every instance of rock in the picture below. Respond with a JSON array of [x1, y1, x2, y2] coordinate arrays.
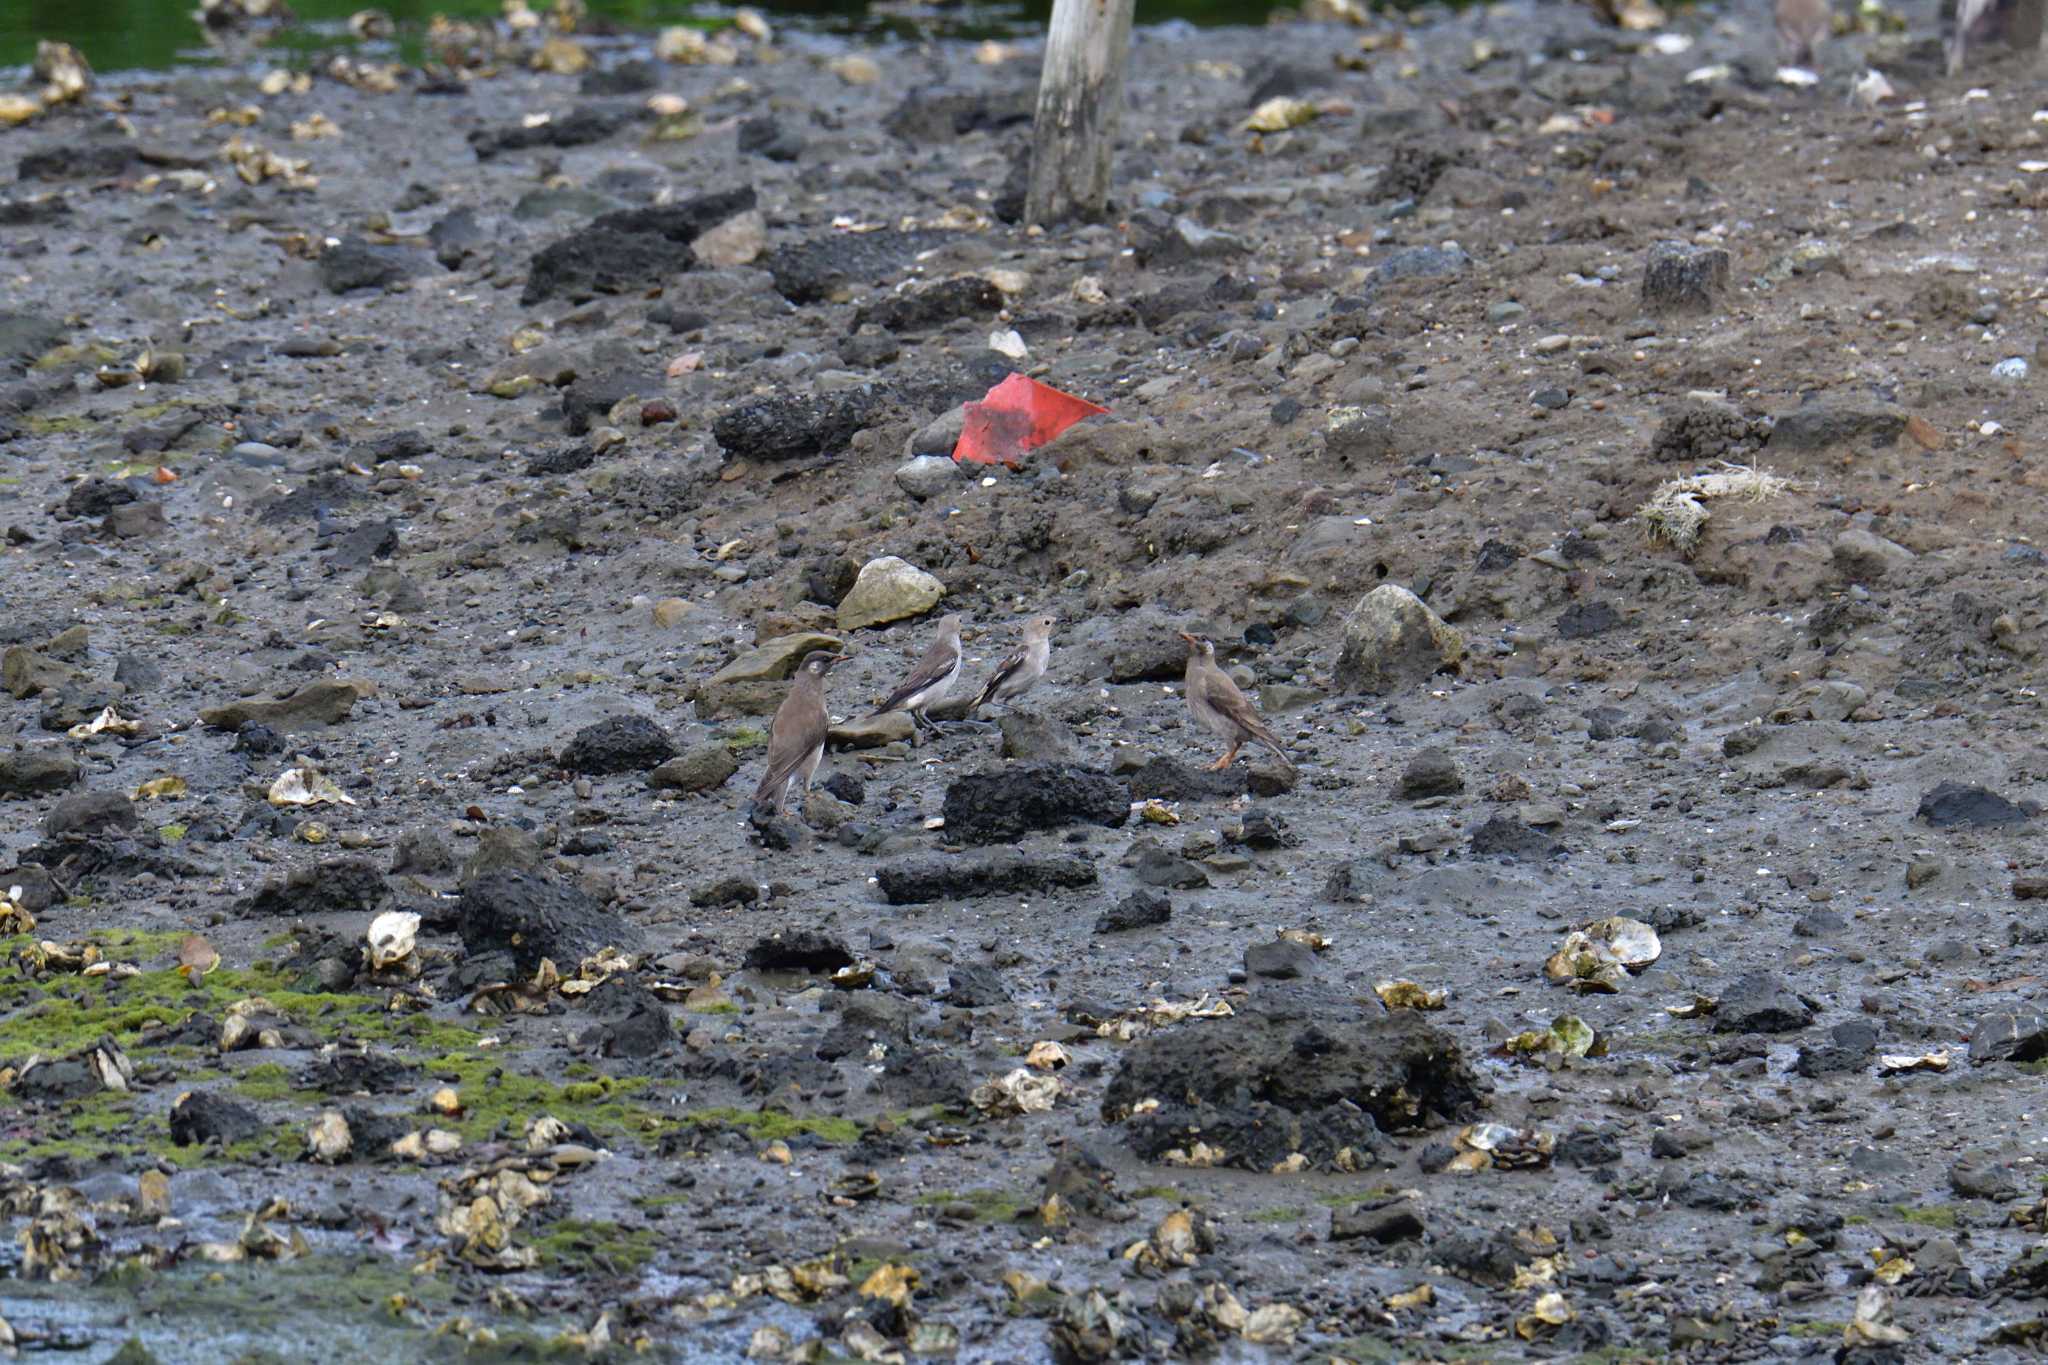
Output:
[[907, 405, 968, 459], [764, 228, 955, 305], [1095, 889, 1171, 933], [1246, 760, 1298, 799], [1969, 1012, 2048, 1065], [696, 632, 842, 716], [875, 851, 1097, 904], [894, 454, 960, 500], [1321, 404, 1395, 467], [742, 930, 855, 972], [241, 857, 389, 917], [1244, 937, 1317, 980], [1832, 529, 1913, 581], [737, 114, 805, 161], [1106, 620, 1187, 683], [391, 828, 455, 876], [2, 644, 89, 699], [1807, 680, 1867, 722], [1131, 844, 1210, 889], [713, 385, 890, 464], [457, 870, 640, 975], [470, 103, 637, 159], [1917, 782, 2032, 829], [882, 87, 1034, 142], [1767, 399, 1906, 453], [1375, 244, 1470, 281], [587, 982, 672, 1059], [1640, 241, 1730, 315], [1127, 210, 1250, 267], [1334, 585, 1464, 695], [0, 312, 67, 373], [941, 765, 1130, 844], [691, 208, 766, 268], [648, 744, 738, 793], [1397, 748, 1463, 800], [828, 713, 916, 747], [521, 186, 757, 304], [199, 679, 364, 731], [1949, 1151, 2020, 1201], [427, 207, 488, 268], [64, 478, 136, 518], [944, 964, 1011, 1007], [1651, 400, 1756, 463], [318, 237, 432, 293], [1554, 600, 1621, 640], [1330, 1198, 1425, 1244], [855, 276, 1003, 334], [1467, 815, 1561, 861], [1793, 1020, 1877, 1077], [1102, 985, 1481, 1170], [996, 711, 1083, 764], [460, 827, 544, 883], [1712, 971, 1815, 1034], [691, 875, 758, 908], [44, 791, 139, 839], [0, 749, 79, 796], [836, 556, 945, 630], [558, 714, 677, 775], [169, 1090, 263, 1146]]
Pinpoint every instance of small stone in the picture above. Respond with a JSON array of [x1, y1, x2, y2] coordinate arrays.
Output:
[[1334, 584, 1464, 695], [1832, 529, 1913, 581], [649, 744, 739, 794], [1917, 781, 2031, 829], [1905, 857, 1945, 890], [1712, 971, 1814, 1034], [1397, 747, 1464, 800], [1487, 301, 1527, 324], [1640, 240, 1730, 315], [1969, 1012, 2048, 1065], [558, 714, 677, 775], [1095, 890, 1171, 933], [692, 208, 767, 268], [1243, 937, 1317, 980], [651, 597, 692, 628], [1330, 1199, 1425, 1243], [894, 455, 960, 501], [836, 556, 945, 631]]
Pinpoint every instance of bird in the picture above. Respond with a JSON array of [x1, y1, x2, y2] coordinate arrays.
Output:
[[969, 615, 1056, 715], [871, 613, 962, 740], [1178, 632, 1293, 772], [1949, 0, 2000, 74], [1774, 0, 1829, 66], [750, 650, 846, 818]]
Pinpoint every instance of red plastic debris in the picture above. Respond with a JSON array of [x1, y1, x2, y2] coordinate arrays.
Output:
[[951, 373, 1108, 469]]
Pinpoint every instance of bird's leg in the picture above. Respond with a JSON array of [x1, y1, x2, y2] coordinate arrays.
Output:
[[1207, 741, 1241, 772]]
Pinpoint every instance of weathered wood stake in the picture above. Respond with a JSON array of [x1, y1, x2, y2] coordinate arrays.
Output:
[[1025, 0, 1137, 227]]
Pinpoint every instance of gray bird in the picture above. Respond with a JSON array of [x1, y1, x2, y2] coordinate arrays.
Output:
[[1950, 0, 1999, 74], [871, 613, 962, 739], [751, 650, 847, 817], [1178, 632, 1292, 772], [970, 614, 1055, 714], [1775, 0, 1828, 66]]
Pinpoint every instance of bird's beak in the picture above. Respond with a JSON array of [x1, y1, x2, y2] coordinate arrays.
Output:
[[827, 654, 851, 666], [1177, 632, 1199, 646]]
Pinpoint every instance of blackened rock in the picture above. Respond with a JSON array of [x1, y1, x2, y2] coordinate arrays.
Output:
[[941, 764, 1130, 844], [520, 186, 757, 305], [0, 312, 66, 374], [122, 411, 204, 454], [737, 115, 805, 161], [580, 59, 657, 96], [0, 749, 80, 796], [17, 143, 136, 182], [559, 714, 677, 775], [1228, 810, 1296, 849], [241, 857, 389, 917], [1041, 1148, 1133, 1222], [1918, 781, 2033, 829], [1244, 937, 1316, 980], [586, 980, 673, 1059], [14, 1057, 101, 1101], [1123, 757, 1246, 802], [298, 1050, 420, 1094], [1434, 1229, 1522, 1285], [1397, 748, 1463, 800], [1132, 845, 1209, 889], [427, 207, 489, 269], [469, 103, 636, 159], [326, 519, 398, 568], [1640, 240, 1730, 315], [44, 790, 139, 839], [1375, 244, 1470, 281], [1651, 400, 1756, 463], [318, 237, 431, 293], [391, 828, 455, 876], [1468, 815, 1562, 860], [1329, 1198, 1425, 1243], [525, 442, 598, 477], [749, 808, 802, 851], [648, 744, 738, 794], [882, 88, 1034, 143], [1969, 1012, 2048, 1065], [853, 277, 1003, 334], [1949, 1151, 2020, 1201], [104, 501, 168, 540], [1555, 600, 1621, 640], [712, 385, 890, 463], [1102, 985, 1481, 1170], [995, 711, 1081, 765], [1095, 890, 1171, 933], [1766, 397, 1905, 453], [64, 478, 137, 518], [1712, 971, 1815, 1034], [876, 852, 1097, 904], [877, 1048, 971, 1107], [561, 370, 656, 437], [691, 875, 758, 908], [764, 228, 955, 306], [1127, 210, 1250, 268], [742, 930, 855, 973], [943, 964, 1011, 1007], [169, 1090, 263, 1146], [1557, 1126, 1624, 1167], [457, 870, 639, 974]]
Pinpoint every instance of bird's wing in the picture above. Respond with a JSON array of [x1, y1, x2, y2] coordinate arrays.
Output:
[[1198, 666, 1285, 749], [973, 651, 1025, 709], [754, 700, 825, 802], [875, 638, 957, 713]]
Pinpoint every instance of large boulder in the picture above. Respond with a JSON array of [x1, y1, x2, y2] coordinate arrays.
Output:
[[941, 765, 1130, 844], [457, 871, 639, 974], [1333, 585, 1464, 695]]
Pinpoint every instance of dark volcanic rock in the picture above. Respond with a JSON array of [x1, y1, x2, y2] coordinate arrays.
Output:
[[712, 386, 890, 463], [558, 714, 677, 775], [943, 964, 1011, 1007], [882, 88, 1034, 142], [764, 228, 954, 305], [742, 930, 855, 973], [318, 237, 432, 293], [1396, 747, 1463, 800], [876, 852, 1097, 904], [1766, 397, 1906, 453], [737, 114, 805, 161], [1329, 1198, 1425, 1243], [241, 858, 390, 917], [585, 981, 674, 1059], [1917, 781, 2032, 829], [0, 749, 81, 796], [1132, 844, 1210, 889], [853, 277, 1003, 334], [469, 103, 637, 159], [1651, 400, 1756, 463], [1122, 757, 1247, 801], [1640, 240, 1730, 315], [941, 765, 1130, 844], [44, 791, 139, 839], [1712, 971, 1815, 1034], [1095, 889, 1171, 933], [521, 186, 757, 305], [17, 142, 136, 182], [169, 1090, 263, 1146], [1555, 600, 1621, 640], [299, 1050, 421, 1094], [1243, 937, 1316, 980], [1793, 1020, 1877, 1077], [1102, 985, 1481, 1170], [457, 871, 639, 974], [1969, 1012, 2048, 1065], [0, 312, 67, 373], [1468, 815, 1562, 860]]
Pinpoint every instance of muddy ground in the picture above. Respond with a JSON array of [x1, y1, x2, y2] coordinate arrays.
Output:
[[4, 2, 2048, 1361]]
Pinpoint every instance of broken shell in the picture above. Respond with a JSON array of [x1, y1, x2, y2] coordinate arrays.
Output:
[[367, 910, 420, 970]]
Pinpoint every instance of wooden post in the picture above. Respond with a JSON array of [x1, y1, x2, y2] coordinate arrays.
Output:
[[1025, 0, 1137, 228]]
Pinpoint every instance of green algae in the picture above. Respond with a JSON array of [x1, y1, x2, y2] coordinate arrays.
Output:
[[916, 1188, 1028, 1222], [531, 1218, 657, 1277]]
